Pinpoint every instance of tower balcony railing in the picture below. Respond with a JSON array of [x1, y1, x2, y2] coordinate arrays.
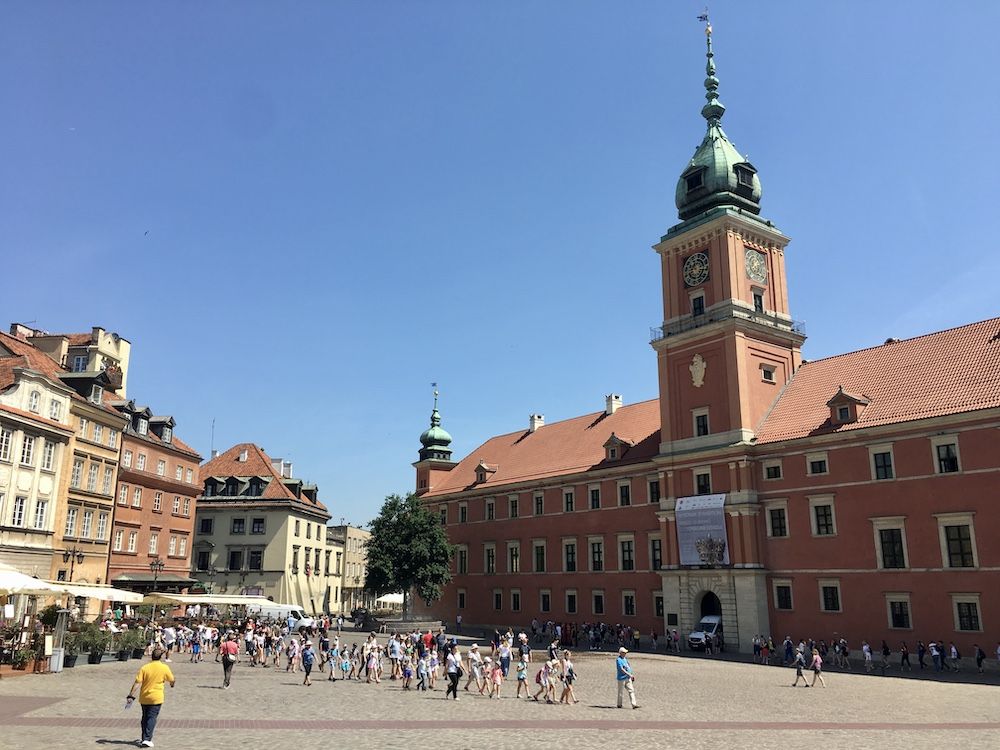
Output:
[[651, 310, 806, 342]]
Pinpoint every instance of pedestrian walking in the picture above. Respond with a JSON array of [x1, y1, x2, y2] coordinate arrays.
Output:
[[615, 646, 637, 709], [900, 642, 911, 671], [218, 633, 240, 689], [445, 643, 462, 700], [125, 647, 175, 748], [302, 640, 315, 685], [810, 648, 826, 687], [791, 649, 810, 687]]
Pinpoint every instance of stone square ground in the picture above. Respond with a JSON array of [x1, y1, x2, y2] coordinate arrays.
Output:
[[1, 646, 997, 749]]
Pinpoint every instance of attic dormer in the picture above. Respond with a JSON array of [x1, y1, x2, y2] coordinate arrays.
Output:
[[603, 432, 634, 461], [150, 415, 176, 443], [475, 460, 497, 484], [826, 386, 870, 425]]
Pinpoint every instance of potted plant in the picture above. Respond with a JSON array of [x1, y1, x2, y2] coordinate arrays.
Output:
[[128, 629, 147, 660], [63, 632, 80, 668], [80, 626, 111, 664], [11, 647, 32, 670], [31, 636, 48, 673]]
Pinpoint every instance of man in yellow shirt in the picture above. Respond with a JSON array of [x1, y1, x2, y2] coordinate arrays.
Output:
[[126, 647, 175, 747]]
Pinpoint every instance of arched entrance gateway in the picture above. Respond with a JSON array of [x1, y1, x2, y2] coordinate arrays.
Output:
[[699, 591, 722, 618]]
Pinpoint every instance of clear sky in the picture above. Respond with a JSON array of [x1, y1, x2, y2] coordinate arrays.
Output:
[[3, 2, 998, 527]]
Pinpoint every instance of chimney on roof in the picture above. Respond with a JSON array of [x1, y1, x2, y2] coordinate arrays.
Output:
[[211, 449, 219, 459], [528, 414, 544, 433], [605, 394, 623, 415]]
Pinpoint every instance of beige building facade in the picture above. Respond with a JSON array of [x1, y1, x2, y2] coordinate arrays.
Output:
[[328, 524, 372, 614], [194, 444, 331, 614]]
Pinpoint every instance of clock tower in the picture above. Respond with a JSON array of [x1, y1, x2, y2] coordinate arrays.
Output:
[[651, 23, 805, 460]]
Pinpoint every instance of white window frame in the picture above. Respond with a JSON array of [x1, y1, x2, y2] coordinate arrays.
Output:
[[562, 538, 577, 572], [617, 533, 635, 572], [183, 498, 191, 516], [870, 516, 908, 569], [692, 407, 710, 437], [41, 441, 56, 471], [762, 459, 783, 481], [118, 484, 128, 505], [65, 507, 78, 536], [32, 498, 47, 529], [818, 578, 842, 613], [132, 487, 142, 507], [772, 577, 794, 611], [156, 459, 166, 476], [532, 540, 546, 573], [617, 479, 632, 506], [93, 424, 103, 443], [20, 435, 35, 466], [96, 512, 108, 540], [72, 354, 87, 372], [149, 532, 159, 555], [808, 494, 837, 537], [763, 499, 789, 538], [168, 536, 177, 556], [186, 468, 193, 483], [102, 466, 113, 494], [153, 491, 162, 511], [48, 399, 61, 421], [0, 427, 12, 462], [137, 453, 146, 471], [885, 592, 912, 630], [868, 443, 895, 481], [86, 462, 98, 491], [806, 451, 829, 476], [81, 510, 93, 538], [760, 363, 777, 384], [935, 512, 979, 569], [127, 530, 137, 553], [28, 390, 40, 413], [930, 434, 962, 474], [113, 528, 123, 552], [108, 429, 117, 449], [506, 541, 520, 573], [952, 593, 983, 633], [693, 466, 712, 495], [122, 450, 132, 468], [622, 590, 637, 617], [172, 496, 181, 514]]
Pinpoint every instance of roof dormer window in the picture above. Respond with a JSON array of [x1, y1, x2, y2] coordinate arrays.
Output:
[[735, 163, 756, 188], [826, 386, 869, 426], [475, 460, 497, 484], [161, 426, 172, 443], [28, 390, 40, 413], [90, 385, 103, 404], [137, 417, 148, 435], [685, 168, 705, 193]]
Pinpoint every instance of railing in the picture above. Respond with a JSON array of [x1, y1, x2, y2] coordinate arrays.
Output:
[[651, 311, 806, 342]]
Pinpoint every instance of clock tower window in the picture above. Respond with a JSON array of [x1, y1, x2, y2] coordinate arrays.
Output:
[[753, 291, 764, 313], [695, 470, 712, 495], [691, 292, 706, 317]]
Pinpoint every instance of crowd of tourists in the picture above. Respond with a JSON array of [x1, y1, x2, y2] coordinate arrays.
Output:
[[750, 634, 997, 675]]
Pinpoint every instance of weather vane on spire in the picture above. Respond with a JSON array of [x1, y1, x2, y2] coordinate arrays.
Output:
[[696, 7, 724, 126], [431, 382, 439, 409], [697, 8, 711, 34]]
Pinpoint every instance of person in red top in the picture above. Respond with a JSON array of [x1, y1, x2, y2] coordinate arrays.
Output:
[[216, 633, 240, 689]]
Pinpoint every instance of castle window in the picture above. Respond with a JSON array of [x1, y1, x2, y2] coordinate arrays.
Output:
[[837, 406, 850, 421], [691, 294, 705, 317], [753, 292, 764, 313], [694, 470, 712, 495], [685, 169, 705, 192], [735, 165, 755, 188]]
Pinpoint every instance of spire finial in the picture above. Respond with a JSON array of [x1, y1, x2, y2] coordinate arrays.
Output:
[[431, 382, 439, 410], [697, 9, 725, 125]]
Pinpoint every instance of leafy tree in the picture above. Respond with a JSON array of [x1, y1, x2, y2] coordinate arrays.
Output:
[[364, 493, 453, 618]]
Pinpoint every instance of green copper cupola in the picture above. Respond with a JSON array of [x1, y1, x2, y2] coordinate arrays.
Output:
[[675, 21, 763, 221], [418, 389, 453, 461]]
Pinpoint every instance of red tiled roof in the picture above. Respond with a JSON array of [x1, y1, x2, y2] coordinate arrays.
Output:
[[65, 333, 93, 346], [756, 317, 1000, 444], [424, 399, 661, 497], [200, 443, 329, 514]]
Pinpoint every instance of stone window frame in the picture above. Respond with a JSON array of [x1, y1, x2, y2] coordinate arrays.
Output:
[[457, 589, 466, 610], [532, 539, 546, 573], [565, 588, 578, 615], [817, 578, 842, 613], [952, 593, 983, 632], [763, 498, 789, 538], [870, 516, 908, 569], [617, 479, 632, 507], [808, 494, 837, 537], [506, 540, 520, 574], [693, 465, 712, 495], [772, 577, 794, 611], [510, 588, 521, 613], [539, 588, 552, 614], [588, 484, 601, 510], [483, 542, 496, 575], [588, 535, 604, 572], [617, 533, 636, 572], [760, 362, 777, 384], [885, 592, 912, 630], [562, 537, 578, 573], [492, 589, 502, 612], [762, 459, 782, 481], [692, 407, 710, 438], [647, 475, 661, 504], [935, 512, 979, 569], [648, 534, 663, 571], [591, 589, 606, 616], [458, 502, 468, 523], [621, 589, 637, 617], [563, 487, 575, 512], [868, 443, 896, 481], [455, 544, 469, 574], [930, 434, 962, 474], [806, 451, 829, 477]]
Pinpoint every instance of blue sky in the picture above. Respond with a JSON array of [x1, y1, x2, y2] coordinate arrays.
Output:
[[3, 2, 998, 526]]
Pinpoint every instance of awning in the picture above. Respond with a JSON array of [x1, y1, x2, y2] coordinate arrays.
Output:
[[143, 593, 276, 607], [376, 593, 404, 605], [112, 572, 197, 584], [0, 569, 66, 596], [58, 582, 144, 603]]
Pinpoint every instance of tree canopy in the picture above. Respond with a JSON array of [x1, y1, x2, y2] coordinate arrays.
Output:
[[364, 493, 453, 617]]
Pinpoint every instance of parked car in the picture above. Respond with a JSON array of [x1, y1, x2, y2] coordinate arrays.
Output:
[[687, 615, 723, 651]]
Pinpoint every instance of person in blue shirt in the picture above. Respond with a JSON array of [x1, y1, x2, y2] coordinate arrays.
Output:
[[615, 647, 637, 709], [301, 640, 315, 686]]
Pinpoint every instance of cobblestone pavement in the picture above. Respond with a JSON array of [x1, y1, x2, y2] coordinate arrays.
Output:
[[1, 649, 998, 750]]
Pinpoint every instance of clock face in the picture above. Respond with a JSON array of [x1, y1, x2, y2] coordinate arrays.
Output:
[[683, 252, 710, 287], [745, 248, 767, 284]]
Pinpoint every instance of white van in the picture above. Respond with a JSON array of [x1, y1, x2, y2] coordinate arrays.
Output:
[[247, 602, 314, 629], [687, 615, 723, 651]]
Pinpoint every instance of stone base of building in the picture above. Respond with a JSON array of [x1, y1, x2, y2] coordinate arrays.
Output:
[[660, 567, 769, 653]]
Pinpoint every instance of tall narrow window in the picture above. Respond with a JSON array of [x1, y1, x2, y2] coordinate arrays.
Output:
[[20, 436, 35, 466], [618, 483, 631, 506], [619, 540, 634, 571], [589, 488, 600, 510]]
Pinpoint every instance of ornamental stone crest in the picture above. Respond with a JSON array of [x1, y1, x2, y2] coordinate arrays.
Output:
[[690, 354, 707, 388], [696, 536, 727, 566]]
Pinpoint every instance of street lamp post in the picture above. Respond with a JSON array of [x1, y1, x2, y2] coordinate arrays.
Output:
[[149, 557, 165, 592], [62, 547, 85, 581], [205, 565, 218, 593]]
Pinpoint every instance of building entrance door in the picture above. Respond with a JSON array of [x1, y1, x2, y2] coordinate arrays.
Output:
[[700, 591, 722, 618]]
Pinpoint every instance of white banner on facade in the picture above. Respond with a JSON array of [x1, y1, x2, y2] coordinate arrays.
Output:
[[675, 494, 730, 566]]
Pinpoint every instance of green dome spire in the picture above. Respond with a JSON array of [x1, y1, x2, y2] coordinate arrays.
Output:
[[675, 19, 762, 221], [419, 387, 453, 461]]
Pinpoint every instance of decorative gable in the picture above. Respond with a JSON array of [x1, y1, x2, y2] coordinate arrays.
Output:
[[603, 432, 634, 461], [826, 386, 870, 425]]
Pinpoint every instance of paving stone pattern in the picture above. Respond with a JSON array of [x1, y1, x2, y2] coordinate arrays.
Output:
[[1, 649, 998, 749]]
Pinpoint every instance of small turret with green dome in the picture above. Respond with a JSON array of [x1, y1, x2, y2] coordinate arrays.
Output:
[[418, 388, 453, 462], [675, 19, 762, 221]]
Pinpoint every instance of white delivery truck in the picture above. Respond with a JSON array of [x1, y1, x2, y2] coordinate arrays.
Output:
[[247, 602, 314, 630], [687, 615, 723, 651]]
